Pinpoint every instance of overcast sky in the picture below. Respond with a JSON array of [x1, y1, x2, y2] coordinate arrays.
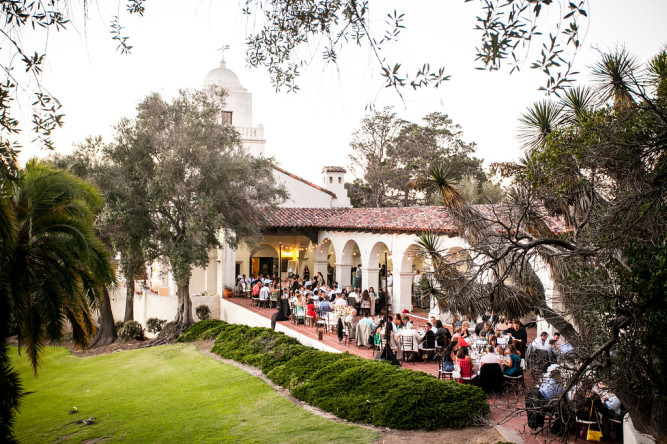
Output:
[[15, 0, 667, 184]]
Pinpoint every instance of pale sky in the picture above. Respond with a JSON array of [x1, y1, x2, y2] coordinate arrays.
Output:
[[15, 0, 667, 185]]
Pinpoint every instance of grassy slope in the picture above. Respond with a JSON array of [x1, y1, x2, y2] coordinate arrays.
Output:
[[11, 345, 378, 443]]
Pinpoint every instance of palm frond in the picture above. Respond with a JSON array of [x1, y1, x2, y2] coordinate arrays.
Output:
[[592, 47, 638, 108], [518, 100, 563, 151]]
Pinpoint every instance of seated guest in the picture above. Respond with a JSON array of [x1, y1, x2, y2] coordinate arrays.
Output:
[[306, 299, 317, 319], [345, 309, 357, 340], [441, 340, 459, 372], [359, 290, 371, 316], [558, 337, 573, 355], [402, 316, 412, 328], [252, 280, 262, 298], [461, 321, 471, 338], [394, 313, 404, 329], [531, 331, 553, 353], [398, 323, 418, 345], [502, 344, 522, 376], [480, 345, 503, 367], [489, 335, 504, 356], [334, 293, 348, 307], [259, 282, 271, 303], [319, 297, 331, 316], [434, 320, 452, 347], [539, 375, 564, 404], [479, 322, 492, 338], [456, 346, 474, 382], [359, 313, 375, 328]]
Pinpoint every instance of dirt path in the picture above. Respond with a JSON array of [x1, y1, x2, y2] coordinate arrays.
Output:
[[194, 340, 506, 444]]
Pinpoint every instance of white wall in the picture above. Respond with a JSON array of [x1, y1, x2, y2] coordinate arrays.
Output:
[[219, 298, 341, 353], [274, 169, 333, 208]]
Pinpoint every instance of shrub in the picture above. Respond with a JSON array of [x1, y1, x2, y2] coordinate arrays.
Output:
[[118, 320, 144, 340], [114, 321, 124, 334], [178, 320, 225, 342], [195, 305, 211, 321], [179, 321, 489, 429], [146, 318, 167, 334]]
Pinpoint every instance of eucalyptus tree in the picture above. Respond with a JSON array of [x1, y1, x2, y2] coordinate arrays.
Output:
[[0, 161, 115, 442], [112, 88, 286, 327], [348, 109, 494, 207]]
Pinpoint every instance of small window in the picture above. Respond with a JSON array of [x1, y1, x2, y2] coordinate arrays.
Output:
[[338, 177, 342, 183], [222, 111, 233, 125], [329, 177, 333, 183]]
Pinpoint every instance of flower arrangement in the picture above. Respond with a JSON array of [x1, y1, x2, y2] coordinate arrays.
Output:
[[335, 305, 352, 318]]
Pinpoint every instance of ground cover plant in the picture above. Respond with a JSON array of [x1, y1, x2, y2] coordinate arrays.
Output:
[[180, 320, 489, 429], [11, 345, 377, 443]]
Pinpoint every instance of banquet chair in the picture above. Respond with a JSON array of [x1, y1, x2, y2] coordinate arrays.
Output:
[[400, 335, 418, 362], [420, 334, 437, 360]]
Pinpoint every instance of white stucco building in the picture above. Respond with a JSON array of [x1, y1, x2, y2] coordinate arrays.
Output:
[[111, 56, 565, 329]]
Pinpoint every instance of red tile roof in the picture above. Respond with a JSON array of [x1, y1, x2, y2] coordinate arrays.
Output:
[[273, 166, 336, 198], [265, 205, 568, 234]]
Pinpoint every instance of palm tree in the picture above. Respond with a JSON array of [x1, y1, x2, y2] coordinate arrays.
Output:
[[415, 165, 579, 339], [0, 161, 115, 442], [518, 100, 563, 152], [592, 47, 638, 108]]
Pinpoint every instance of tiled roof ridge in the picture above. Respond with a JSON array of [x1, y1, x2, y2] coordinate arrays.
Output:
[[264, 205, 568, 234], [273, 166, 336, 198]]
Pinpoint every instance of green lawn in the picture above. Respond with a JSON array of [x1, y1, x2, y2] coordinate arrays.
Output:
[[11, 344, 378, 443]]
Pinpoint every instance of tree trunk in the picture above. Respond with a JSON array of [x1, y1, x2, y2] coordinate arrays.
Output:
[[91, 287, 117, 347], [174, 282, 193, 326], [124, 279, 134, 322]]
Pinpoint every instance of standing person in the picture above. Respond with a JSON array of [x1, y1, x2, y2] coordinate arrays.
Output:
[[386, 271, 393, 302], [504, 319, 527, 356], [356, 265, 362, 289], [303, 265, 310, 280]]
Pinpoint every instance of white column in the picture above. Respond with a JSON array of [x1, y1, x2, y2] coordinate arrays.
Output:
[[393, 271, 414, 314], [335, 263, 352, 288], [221, 243, 236, 291], [362, 267, 380, 292], [205, 257, 217, 295], [313, 259, 328, 282]]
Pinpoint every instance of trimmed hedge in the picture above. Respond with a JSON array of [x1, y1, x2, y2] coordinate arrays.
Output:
[[180, 320, 489, 430]]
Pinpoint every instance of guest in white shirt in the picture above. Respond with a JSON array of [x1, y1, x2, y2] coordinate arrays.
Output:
[[480, 345, 503, 367], [531, 332, 553, 353], [334, 293, 348, 307]]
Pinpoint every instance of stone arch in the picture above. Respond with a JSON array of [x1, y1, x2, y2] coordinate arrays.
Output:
[[250, 243, 279, 277], [337, 239, 361, 288], [444, 246, 470, 273]]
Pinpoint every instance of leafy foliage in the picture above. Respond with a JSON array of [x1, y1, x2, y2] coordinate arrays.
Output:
[[0, 1, 144, 183], [118, 320, 144, 341], [195, 305, 211, 321], [242, 0, 588, 93], [180, 321, 489, 429], [145, 318, 167, 334], [347, 108, 499, 207]]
